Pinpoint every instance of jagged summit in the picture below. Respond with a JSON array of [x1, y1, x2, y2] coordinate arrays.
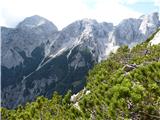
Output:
[[64, 18, 113, 29], [61, 18, 113, 39], [139, 12, 159, 36], [139, 12, 159, 21], [108, 12, 160, 47], [62, 18, 99, 32], [79, 18, 98, 24], [16, 15, 58, 32]]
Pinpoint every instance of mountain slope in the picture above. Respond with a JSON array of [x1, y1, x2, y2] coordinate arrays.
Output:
[[1, 12, 160, 109], [2, 29, 160, 120]]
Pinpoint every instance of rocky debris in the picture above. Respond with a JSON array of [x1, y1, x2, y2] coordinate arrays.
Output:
[[73, 102, 81, 111], [70, 93, 79, 103], [85, 90, 91, 95], [123, 64, 138, 72], [144, 49, 151, 55]]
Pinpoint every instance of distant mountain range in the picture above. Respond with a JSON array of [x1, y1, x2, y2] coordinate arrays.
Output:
[[1, 12, 160, 108]]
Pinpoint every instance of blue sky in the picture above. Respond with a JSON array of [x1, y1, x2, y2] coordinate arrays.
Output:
[[0, 0, 159, 30], [121, 0, 159, 14], [127, 2, 159, 13], [84, 0, 159, 13]]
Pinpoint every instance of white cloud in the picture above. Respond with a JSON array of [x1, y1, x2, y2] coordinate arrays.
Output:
[[86, 0, 142, 25], [0, 0, 143, 30], [154, 0, 160, 4], [154, 0, 160, 12], [119, 0, 140, 4], [120, 0, 153, 5]]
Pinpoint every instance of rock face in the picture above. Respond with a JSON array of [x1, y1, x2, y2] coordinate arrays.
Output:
[[1, 15, 58, 68], [1, 12, 160, 108], [17, 15, 58, 32], [110, 12, 159, 47], [150, 30, 160, 45], [139, 12, 159, 37]]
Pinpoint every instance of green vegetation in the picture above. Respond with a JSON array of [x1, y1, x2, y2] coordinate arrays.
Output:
[[1, 37, 160, 119]]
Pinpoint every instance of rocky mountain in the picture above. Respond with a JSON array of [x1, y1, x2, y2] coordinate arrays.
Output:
[[2, 28, 160, 120], [1, 12, 160, 108], [110, 12, 159, 47]]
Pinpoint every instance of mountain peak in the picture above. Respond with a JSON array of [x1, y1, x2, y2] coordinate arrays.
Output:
[[16, 15, 58, 31], [139, 12, 159, 36], [80, 18, 97, 24], [139, 12, 159, 24]]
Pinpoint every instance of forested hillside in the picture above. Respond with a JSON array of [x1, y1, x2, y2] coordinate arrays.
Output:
[[1, 33, 160, 120]]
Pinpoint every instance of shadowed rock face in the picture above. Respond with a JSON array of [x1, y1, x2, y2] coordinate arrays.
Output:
[[1, 12, 159, 108]]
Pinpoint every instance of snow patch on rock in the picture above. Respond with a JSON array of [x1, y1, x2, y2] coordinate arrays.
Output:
[[150, 30, 160, 45]]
